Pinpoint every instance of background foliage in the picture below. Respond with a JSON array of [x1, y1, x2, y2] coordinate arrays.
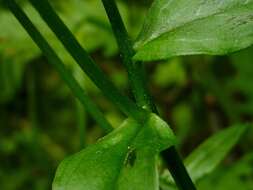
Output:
[[0, 0, 252, 189]]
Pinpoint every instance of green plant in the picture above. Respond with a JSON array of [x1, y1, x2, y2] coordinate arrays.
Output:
[[3, 0, 253, 189]]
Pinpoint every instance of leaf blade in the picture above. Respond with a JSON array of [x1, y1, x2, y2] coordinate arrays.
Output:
[[160, 123, 249, 186], [53, 114, 176, 190], [134, 0, 253, 61], [53, 118, 141, 190], [185, 124, 249, 182]]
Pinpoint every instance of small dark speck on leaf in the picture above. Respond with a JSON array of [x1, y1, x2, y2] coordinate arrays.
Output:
[[124, 149, 137, 167]]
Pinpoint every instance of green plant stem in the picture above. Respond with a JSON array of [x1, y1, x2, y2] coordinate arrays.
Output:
[[101, 0, 157, 112], [162, 148, 197, 190], [27, 0, 148, 122], [4, 0, 113, 133], [101, 0, 197, 190]]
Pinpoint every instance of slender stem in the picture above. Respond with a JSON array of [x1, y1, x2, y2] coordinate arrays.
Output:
[[101, 1, 197, 189], [4, 0, 113, 133], [161, 148, 197, 190], [27, 0, 148, 122], [101, 0, 157, 112]]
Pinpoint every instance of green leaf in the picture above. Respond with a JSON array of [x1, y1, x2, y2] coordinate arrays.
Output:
[[134, 0, 253, 61], [197, 152, 253, 190], [53, 113, 176, 190], [160, 123, 248, 186], [117, 150, 158, 190], [117, 114, 176, 190], [185, 123, 248, 182], [153, 58, 186, 88]]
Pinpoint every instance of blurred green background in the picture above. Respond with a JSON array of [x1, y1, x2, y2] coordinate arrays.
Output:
[[0, 0, 252, 189]]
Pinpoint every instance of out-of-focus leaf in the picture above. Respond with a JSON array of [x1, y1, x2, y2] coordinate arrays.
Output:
[[61, 0, 118, 56], [185, 123, 248, 182], [134, 0, 253, 61], [198, 152, 253, 190], [153, 58, 186, 88], [160, 123, 248, 187], [171, 103, 193, 144], [53, 113, 176, 190], [56, 0, 133, 57]]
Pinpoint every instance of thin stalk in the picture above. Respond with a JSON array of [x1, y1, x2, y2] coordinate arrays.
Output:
[[27, 0, 147, 122], [101, 0, 197, 189], [162, 148, 197, 190], [4, 0, 113, 133], [101, 0, 157, 112]]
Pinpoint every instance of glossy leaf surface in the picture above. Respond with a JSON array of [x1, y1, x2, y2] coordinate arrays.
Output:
[[134, 0, 253, 61], [53, 113, 176, 190]]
